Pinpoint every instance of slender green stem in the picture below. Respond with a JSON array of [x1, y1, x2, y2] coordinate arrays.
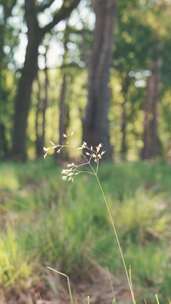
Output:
[[90, 165, 136, 304], [155, 294, 160, 304]]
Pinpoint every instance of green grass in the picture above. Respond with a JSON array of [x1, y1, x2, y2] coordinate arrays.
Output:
[[0, 159, 171, 302]]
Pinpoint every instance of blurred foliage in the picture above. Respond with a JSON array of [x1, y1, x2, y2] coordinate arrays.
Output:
[[1, 0, 171, 159], [0, 160, 171, 301]]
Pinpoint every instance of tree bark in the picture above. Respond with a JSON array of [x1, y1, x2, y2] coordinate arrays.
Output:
[[12, 36, 41, 160], [35, 48, 49, 158], [83, 0, 116, 159], [0, 123, 8, 158], [56, 21, 70, 160], [35, 73, 42, 157], [59, 73, 69, 146], [12, 0, 42, 160], [42, 47, 49, 148], [0, 1, 17, 159], [141, 59, 161, 160], [120, 74, 130, 160], [11, 0, 81, 160], [55, 71, 70, 161]]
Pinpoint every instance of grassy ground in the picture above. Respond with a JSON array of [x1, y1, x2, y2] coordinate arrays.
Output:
[[0, 159, 171, 303]]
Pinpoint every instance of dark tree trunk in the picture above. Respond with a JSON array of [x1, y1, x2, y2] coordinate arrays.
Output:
[[12, 0, 42, 160], [57, 70, 70, 161], [42, 48, 49, 147], [12, 34, 42, 160], [120, 75, 130, 160], [35, 73, 43, 157], [83, 0, 116, 159], [54, 71, 70, 161], [57, 22, 70, 160], [0, 3, 16, 159], [35, 48, 49, 158], [59, 73, 69, 146], [141, 59, 161, 160], [0, 123, 8, 158], [11, 0, 81, 160], [120, 100, 127, 161]]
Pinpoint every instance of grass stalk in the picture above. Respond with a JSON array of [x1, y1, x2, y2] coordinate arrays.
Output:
[[47, 266, 74, 304], [90, 165, 136, 304]]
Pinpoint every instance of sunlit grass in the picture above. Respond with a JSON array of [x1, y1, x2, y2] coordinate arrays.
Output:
[[0, 159, 171, 301], [0, 228, 32, 286]]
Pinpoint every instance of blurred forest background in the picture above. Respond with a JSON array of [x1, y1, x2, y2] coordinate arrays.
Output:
[[1, 0, 171, 161], [1, 0, 171, 303]]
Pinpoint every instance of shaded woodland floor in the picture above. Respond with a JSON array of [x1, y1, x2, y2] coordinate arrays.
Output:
[[0, 263, 133, 303], [0, 160, 171, 303]]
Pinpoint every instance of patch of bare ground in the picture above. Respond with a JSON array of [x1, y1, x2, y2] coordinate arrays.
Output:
[[0, 261, 141, 304], [70, 260, 135, 304]]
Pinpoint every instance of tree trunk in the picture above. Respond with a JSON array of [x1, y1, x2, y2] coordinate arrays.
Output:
[[120, 74, 130, 160], [83, 0, 116, 159], [57, 22, 70, 160], [12, 33, 41, 160], [11, 0, 81, 160], [141, 59, 161, 160], [0, 123, 8, 159], [120, 99, 127, 161], [56, 70, 70, 161], [35, 73, 42, 157], [59, 73, 68, 145], [35, 48, 49, 158], [0, 8, 9, 159], [42, 47, 49, 147]]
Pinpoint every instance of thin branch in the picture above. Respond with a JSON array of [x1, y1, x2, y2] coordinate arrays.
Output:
[[41, 0, 81, 34], [36, 0, 55, 12], [3, 0, 17, 19]]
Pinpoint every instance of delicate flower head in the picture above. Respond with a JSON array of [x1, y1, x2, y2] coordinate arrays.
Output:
[[43, 138, 106, 182]]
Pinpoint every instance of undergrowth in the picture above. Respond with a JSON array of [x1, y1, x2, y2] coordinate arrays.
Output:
[[0, 159, 171, 302]]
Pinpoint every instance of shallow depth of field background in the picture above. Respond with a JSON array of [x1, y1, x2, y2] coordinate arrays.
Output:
[[1, 0, 171, 303]]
